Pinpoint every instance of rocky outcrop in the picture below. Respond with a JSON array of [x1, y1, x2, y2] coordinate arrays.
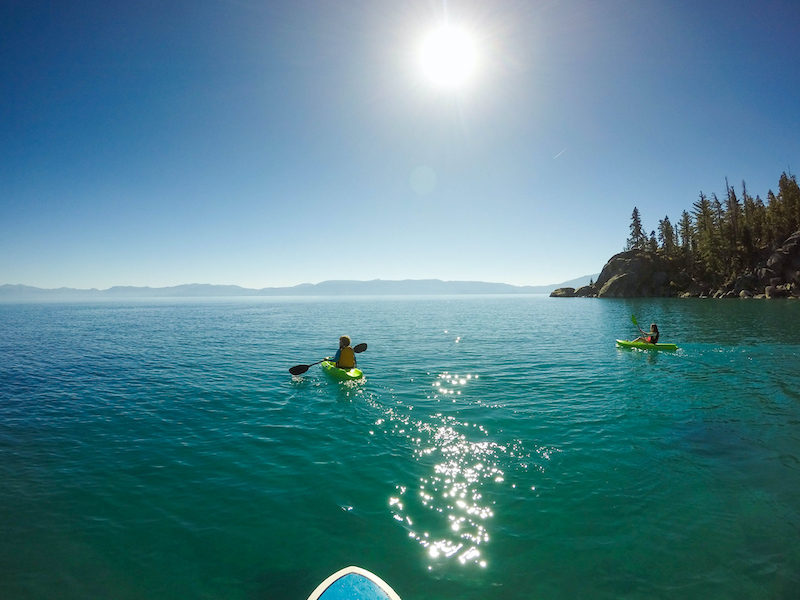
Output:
[[550, 287, 576, 298], [724, 231, 800, 299], [550, 285, 598, 298], [551, 230, 800, 299], [594, 251, 662, 297], [554, 249, 688, 298]]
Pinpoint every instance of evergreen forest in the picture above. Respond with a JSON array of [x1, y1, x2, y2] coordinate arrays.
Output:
[[625, 172, 800, 288]]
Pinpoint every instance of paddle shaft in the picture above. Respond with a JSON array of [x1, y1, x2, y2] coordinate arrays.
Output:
[[631, 314, 646, 335]]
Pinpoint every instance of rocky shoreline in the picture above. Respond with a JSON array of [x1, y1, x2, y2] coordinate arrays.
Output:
[[552, 230, 800, 299]]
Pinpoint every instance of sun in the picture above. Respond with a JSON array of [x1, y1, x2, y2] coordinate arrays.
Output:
[[419, 26, 477, 88]]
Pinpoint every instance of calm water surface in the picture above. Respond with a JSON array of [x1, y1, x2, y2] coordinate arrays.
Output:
[[1, 296, 799, 600]]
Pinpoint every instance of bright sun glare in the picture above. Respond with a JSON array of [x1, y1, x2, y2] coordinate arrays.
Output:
[[419, 26, 477, 88]]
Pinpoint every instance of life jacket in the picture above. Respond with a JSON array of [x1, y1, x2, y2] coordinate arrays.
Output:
[[337, 346, 356, 368]]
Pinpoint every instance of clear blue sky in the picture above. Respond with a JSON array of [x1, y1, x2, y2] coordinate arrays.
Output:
[[2, 0, 799, 289]]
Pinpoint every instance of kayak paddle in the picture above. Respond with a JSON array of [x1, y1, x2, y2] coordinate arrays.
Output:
[[289, 342, 367, 375], [630, 314, 645, 336]]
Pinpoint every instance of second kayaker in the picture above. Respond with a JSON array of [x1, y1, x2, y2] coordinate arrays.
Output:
[[632, 323, 659, 344]]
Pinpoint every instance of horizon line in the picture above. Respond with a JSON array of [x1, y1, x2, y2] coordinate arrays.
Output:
[[1, 274, 600, 294]]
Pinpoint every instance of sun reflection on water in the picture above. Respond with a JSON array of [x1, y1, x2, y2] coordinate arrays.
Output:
[[381, 371, 553, 570], [431, 371, 476, 397]]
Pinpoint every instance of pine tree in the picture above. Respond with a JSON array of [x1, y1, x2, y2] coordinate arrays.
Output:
[[626, 207, 647, 251], [739, 181, 757, 264], [710, 193, 731, 277], [677, 210, 695, 274], [751, 195, 768, 247], [658, 215, 677, 257], [693, 192, 722, 283], [766, 190, 782, 243], [723, 181, 742, 274], [778, 172, 800, 238], [678, 210, 694, 256]]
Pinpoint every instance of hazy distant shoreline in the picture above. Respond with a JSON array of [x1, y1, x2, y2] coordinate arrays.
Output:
[[0, 276, 598, 299]]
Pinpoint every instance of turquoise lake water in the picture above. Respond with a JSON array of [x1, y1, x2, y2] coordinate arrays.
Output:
[[1, 296, 799, 600]]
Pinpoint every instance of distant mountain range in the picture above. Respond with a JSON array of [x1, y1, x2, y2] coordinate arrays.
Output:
[[0, 275, 598, 299]]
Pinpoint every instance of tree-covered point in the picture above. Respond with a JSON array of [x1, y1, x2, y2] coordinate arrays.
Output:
[[625, 172, 800, 286]]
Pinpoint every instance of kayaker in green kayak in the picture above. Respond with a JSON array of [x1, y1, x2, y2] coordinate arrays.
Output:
[[329, 335, 357, 369], [632, 323, 659, 344]]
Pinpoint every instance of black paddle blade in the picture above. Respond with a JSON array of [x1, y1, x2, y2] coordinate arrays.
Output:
[[354, 343, 368, 353], [289, 364, 310, 375]]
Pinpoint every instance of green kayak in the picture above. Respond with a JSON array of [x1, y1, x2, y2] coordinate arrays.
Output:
[[321, 360, 364, 380], [616, 339, 678, 351]]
